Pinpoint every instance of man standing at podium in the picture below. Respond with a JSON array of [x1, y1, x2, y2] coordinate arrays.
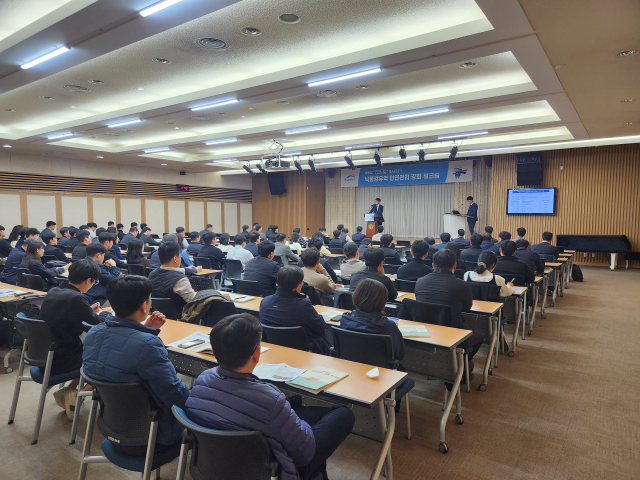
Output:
[[369, 198, 384, 224], [465, 196, 478, 234]]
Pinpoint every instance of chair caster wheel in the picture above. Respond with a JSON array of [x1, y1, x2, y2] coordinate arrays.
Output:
[[528, 330, 532, 335], [508, 351, 515, 357], [455, 415, 464, 425], [478, 384, 486, 392], [541, 314, 546, 319], [488, 368, 493, 375], [5, 367, 12, 374], [439, 442, 449, 454]]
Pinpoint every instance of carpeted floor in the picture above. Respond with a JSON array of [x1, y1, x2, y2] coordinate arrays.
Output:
[[1, 266, 638, 479]]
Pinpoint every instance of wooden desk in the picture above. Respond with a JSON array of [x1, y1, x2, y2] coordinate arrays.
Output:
[[563, 250, 576, 253], [193, 269, 223, 276], [395, 292, 503, 316], [0, 282, 46, 303], [64, 252, 72, 258], [159, 319, 406, 479]]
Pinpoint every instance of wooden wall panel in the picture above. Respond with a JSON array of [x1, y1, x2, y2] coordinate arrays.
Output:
[[305, 171, 326, 237], [252, 172, 308, 235], [324, 171, 356, 234], [489, 143, 640, 267]]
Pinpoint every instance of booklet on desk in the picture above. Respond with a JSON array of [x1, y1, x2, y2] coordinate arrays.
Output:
[[398, 324, 430, 337], [319, 309, 344, 322], [286, 367, 348, 394], [254, 363, 306, 382]]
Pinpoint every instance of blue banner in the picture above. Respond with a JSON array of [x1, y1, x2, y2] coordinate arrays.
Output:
[[341, 160, 473, 187]]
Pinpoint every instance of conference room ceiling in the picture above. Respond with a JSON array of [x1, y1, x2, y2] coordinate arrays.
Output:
[[0, 0, 636, 174]]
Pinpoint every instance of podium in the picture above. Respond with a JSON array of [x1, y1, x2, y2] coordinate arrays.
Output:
[[365, 213, 382, 239], [443, 213, 467, 237]]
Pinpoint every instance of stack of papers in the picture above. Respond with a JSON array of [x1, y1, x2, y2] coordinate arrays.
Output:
[[0, 289, 20, 298], [286, 367, 348, 394], [223, 292, 253, 303], [253, 363, 306, 382], [319, 309, 344, 322], [398, 324, 431, 338], [396, 292, 405, 298]]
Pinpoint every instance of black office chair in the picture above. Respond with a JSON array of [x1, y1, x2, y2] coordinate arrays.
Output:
[[330, 327, 413, 438], [383, 264, 400, 275], [55, 244, 66, 252], [41, 255, 58, 264], [143, 246, 156, 253], [468, 283, 502, 302], [539, 254, 556, 263], [172, 406, 279, 480], [464, 261, 478, 271], [201, 301, 237, 328], [126, 264, 147, 277], [222, 259, 243, 280], [145, 267, 156, 276], [273, 256, 285, 267], [398, 299, 451, 327], [328, 246, 344, 255], [77, 370, 180, 480], [397, 240, 410, 247], [445, 243, 461, 259], [338, 275, 351, 286], [300, 284, 321, 305], [151, 298, 181, 320], [65, 246, 75, 253], [194, 257, 213, 269], [261, 325, 312, 352], [188, 276, 215, 292], [231, 279, 261, 296], [396, 279, 417, 293], [334, 290, 356, 310], [16, 268, 30, 288], [371, 241, 381, 246], [454, 268, 466, 280], [23, 273, 46, 292]]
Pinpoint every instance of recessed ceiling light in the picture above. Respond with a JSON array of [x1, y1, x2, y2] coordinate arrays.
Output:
[[144, 147, 170, 153], [617, 50, 637, 57], [205, 137, 238, 145], [241, 27, 261, 36], [2, 144, 11, 148], [279, 13, 300, 24], [621, 99, 635, 102], [248, 107, 255, 110], [97, 155, 103, 158], [438, 130, 488, 140], [63, 85, 90, 92], [21, 45, 70, 69], [624, 122, 634, 125], [211, 158, 238, 163], [282, 151, 301, 156], [153, 58, 171, 64], [241, 115, 245, 118], [47, 133, 74, 140], [108, 119, 142, 128], [191, 99, 238, 111], [40, 96, 55, 100], [140, 0, 183, 17], [308, 68, 381, 87], [216, 112, 225, 115], [345, 142, 382, 150], [469, 146, 513, 152], [389, 108, 449, 121], [190, 115, 210, 121], [316, 90, 339, 98], [285, 125, 327, 135], [355, 85, 369, 89], [196, 38, 228, 49], [161, 163, 167, 165], [88, 79, 104, 84], [71, 105, 76, 108], [2, 108, 16, 112], [175, 127, 179, 129], [459, 62, 477, 68], [137, 87, 144, 90]]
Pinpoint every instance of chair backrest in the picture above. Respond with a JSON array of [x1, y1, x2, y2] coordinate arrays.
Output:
[[201, 301, 237, 328], [330, 326, 393, 369], [273, 255, 285, 266], [65, 246, 75, 253], [468, 282, 502, 302], [151, 297, 182, 320], [338, 275, 350, 286], [464, 261, 478, 271], [126, 263, 147, 277], [383, 263, 400, 275], [145, 267, 156, 276], [189, 276, 215, 292], [334, 290, 356, 310], [454, 268, 465, 280], [41, 255, 58, 264], [371, 241, 381, 246], [194, 257, 212, 269], [398, 298, 452, 327], [16, 268, 30, 288], [223, 258, 244, 280], [300, 284, 321, 305], [396, 279, 417, 293], [501, 273, 526, 286], [231, 278, 262, 296], [538, 254, 556, 263], [397, 240, 410, 247], [445, 242, 461, 259], [328, 246, 343, 255], [23, 273, 46, 292], [55, 244, 66, 252], [261, 325, 311, 351], [15, 315, 54, 366], [82, 369, 158, 448], [143, 246, 156, 252], [172, 406, 276, 480]]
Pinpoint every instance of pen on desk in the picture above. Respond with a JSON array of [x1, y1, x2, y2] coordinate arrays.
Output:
[[510, 278, 515, 284]]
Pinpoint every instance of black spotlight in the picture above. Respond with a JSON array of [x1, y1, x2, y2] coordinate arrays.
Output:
[[294, 160, 304, 174], [449, 145, 458, 161], [399, 148, 407, 159], [308, 159, 317, 173], [256, 163, 267, 174], [345, 155, 355, 170], [374, 152, 382, 168], [243, 164, 256, 176], [418, 149, 425, 163]]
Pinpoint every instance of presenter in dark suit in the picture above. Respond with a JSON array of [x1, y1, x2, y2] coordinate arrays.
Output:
[[369, 198, 384, 224], [465, 196, 478, 234]]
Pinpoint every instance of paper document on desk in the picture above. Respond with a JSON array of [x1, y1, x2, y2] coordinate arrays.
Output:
[[396, 292, 405, 298], [222, 292, 253, 303], [319, 309, 344, 322], [253, 363, 306, 382], [399, 324, 431, 338], [192, 344, 270, 355], [286, 367, 348, 394], [166, 331, 211, 348]]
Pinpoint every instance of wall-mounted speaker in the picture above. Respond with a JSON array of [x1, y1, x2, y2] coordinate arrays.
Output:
[[267, 172, 286, 195], [517, 153, 542, 186]]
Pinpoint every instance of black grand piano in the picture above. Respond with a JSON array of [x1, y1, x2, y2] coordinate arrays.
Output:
[[556, 235, 631, 270]]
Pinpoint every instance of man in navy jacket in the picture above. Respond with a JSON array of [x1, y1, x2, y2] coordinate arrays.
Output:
[[84, 243, 122, 305], [514, 239, 545, 274], [243, 241, 280, 296], [351, 226, 366, 242], [198, 232, 225, 269], [452, 229, 470, 246], [465, 196, 478, 234], [260, 266, 331, 355], [0, 240, 29, 284], [397, 240, 433, 281], [368, 197, 384, 223]]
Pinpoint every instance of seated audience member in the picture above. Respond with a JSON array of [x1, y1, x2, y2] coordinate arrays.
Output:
[[484, 225, 498, 243], [423, 236, 439, 263], [120, 226, 139, 248], [176, 227, 189, 249], [44, 221, 57, 235], [243, 241, 280, 296], [42, 231, 69, 263], [110, 233, 125, 261], [531, 231, 560, 260], [341, 242, 365, 276], [237, 225, 250, 240], [371, 225, 384, 242], [244, 231, 260, 257], [66, 227, 80, 248], [397, 240, 433, 281], [176, 233, 197, 268], [336, 224, 345, 240], [107, 221, 115, 228], [7, 225, 23, 248], [414, 249, 484, 384], [300, 248, 337, 300], [435, 232, 452, 250], [217, 233, 233, 253], [227, 235, 254, 269], [351, 226, 366, 242], [380, 234, 402, 265], [83, 276, 190, 454], [140, 226, 160, 246], [265, 225, 275, 238], [71, 230, 92, 259], [251, 223, 267, 242], [516, 227, 526, 241], [186, 314, 354, 480], [86, 222, 98, 238], [453, 229, 470, 246], [140, 223, 148, 232], [148, 242, 197, 312], [199, 232, 225, 268], [460, 233, 484, 262], [126, 238, 151, 268], [92, 227, 107, 244], [299, 237, 338, 283], [130, 222, 139, 233], [116, 223, 125, 241], [341, 228, 352, 243], [16, 227, 40, 249], [480, 233, 500, 254], [514, 239, 545, 274], [312, 226, 330, 245], [1, 239, 31, 284], [464, 250, 515, 296], [494, 240, 535, 284], [199, 224, 213, 240], [20, 241, 70, 289], [99, 232, 126, 268], [149, 234, 199, 275], [292, 227, 307, 248], [286, 232, 303, 255], [340, 279, 404, 360], [358, 237, 372, 256], [274, 232, 300, 263], [85, 243, 122, 305], [0, 225, 11, 259], [39, 259, 111, 417], [349, 247, 397, 301], [260, 266, 331, 355], [497, 231, 512, 248], [58, 227, 71, 246], [187, 232, 202, 256], [328, 230, 346, 249], [267, 225, 279, 242]]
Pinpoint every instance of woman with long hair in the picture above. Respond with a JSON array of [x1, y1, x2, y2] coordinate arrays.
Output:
[[218, 233, 233, 253], [175, 233, 196, 267], [286, 232, 303, 255], [8, 225, 23, 245], [125, 238, 150, 267], [20, 241, 70, 289], [463, 250, 515, 296]]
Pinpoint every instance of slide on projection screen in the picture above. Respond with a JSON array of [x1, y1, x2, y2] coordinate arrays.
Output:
[[507, 188, 557, 215]]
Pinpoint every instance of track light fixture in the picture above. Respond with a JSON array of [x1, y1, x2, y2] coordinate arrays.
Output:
[[449, 146, 458, 161], [256, 163, 267, 174], [399, 148, 407, 159], [344, 155, 356, 170], [294, 160, 304, 174], [374, 152, 382, 168], [418, 149, 426, 163], [243, 164, 256, 175], [308, 159, 317, 173]]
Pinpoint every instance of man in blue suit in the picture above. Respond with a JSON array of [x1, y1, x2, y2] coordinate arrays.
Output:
[[465, 196, 478, 234], [369, 197, 384, 224]]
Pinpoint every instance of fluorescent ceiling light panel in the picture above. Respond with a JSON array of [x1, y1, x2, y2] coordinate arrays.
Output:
[[389, 108, 450, 121], [108, 119, 142, 128], [144, 147, 170, 153], [285, 125, 327, 135], [3, 145, 11, 148], [308, 68, 382, 87], [21, 46, 70, 69], [47, 133, 74, 140], [345, 142, 382, 149], [282, 151, 301, 155], [210, 158, 237, 163], [139, 0, 183, 17], [438, 130, 488, 140], [191, 99, 239, 111], [318, 161, 345, 165], [469, 146, 513, 152], [205, 138, 238, 145]]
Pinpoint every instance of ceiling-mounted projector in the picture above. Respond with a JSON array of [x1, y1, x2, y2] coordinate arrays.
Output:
[[262, 153, 291, 171]]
